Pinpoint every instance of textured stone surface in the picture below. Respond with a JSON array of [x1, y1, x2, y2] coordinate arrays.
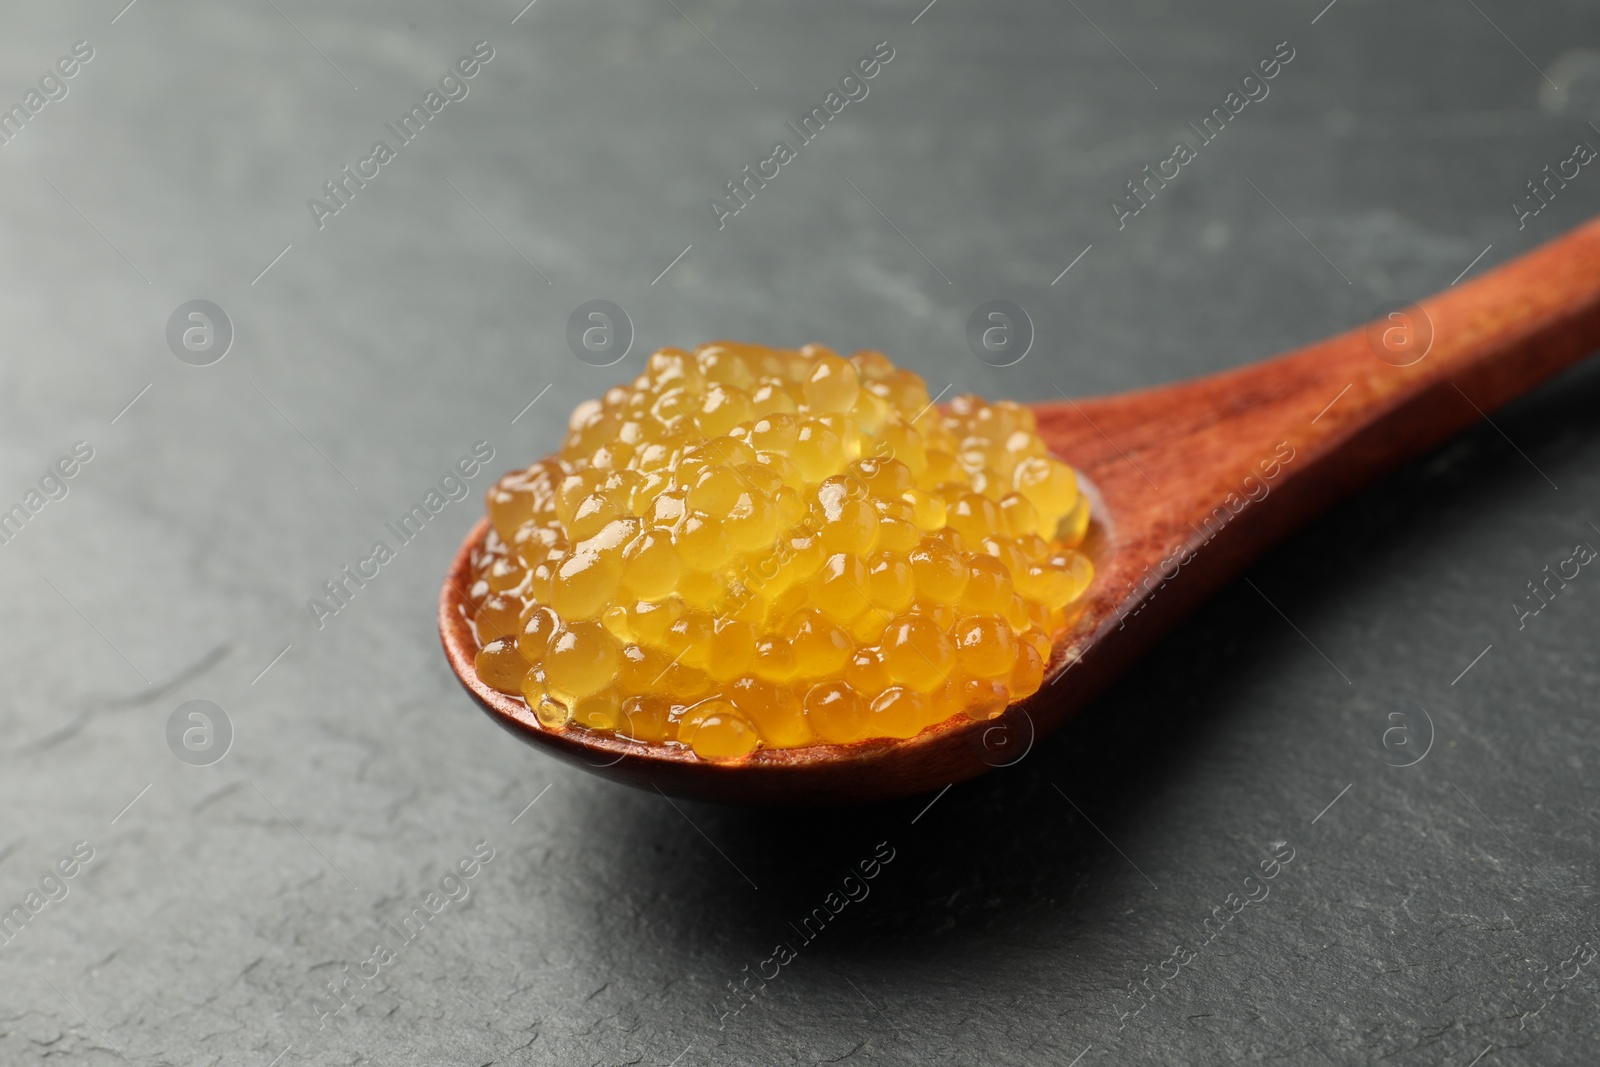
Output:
[[2, 0, 1599, 1063]]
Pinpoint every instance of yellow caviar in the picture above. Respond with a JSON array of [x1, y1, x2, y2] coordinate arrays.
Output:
[[468, 342, 1093, 760]]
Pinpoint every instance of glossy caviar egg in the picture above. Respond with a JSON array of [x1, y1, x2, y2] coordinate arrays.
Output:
[[467, 342, 1094, 760]]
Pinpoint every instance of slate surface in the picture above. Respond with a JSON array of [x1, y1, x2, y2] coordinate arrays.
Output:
[[3, 0, 1599, 1064]]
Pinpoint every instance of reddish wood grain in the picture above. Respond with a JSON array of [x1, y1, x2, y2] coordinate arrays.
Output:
[[441, 216, 1600, 805]]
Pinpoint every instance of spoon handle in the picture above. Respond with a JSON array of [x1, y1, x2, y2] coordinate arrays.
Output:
[[1029, 215, 1600, 678]]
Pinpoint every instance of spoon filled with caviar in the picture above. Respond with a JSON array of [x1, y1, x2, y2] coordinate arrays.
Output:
[[441, 218, 1600, 804]]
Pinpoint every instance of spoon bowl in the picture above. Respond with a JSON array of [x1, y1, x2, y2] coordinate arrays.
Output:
[[441, 216, 1600, 804]]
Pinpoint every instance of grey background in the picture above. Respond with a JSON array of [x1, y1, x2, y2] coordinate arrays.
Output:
[[3, 0, 1599, 1063]]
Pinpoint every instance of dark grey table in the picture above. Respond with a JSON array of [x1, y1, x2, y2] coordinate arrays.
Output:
[[4, 0, 1599, 1063]]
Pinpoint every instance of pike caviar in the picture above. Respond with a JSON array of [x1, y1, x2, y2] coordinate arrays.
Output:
[[467, 343, 1093, 760]]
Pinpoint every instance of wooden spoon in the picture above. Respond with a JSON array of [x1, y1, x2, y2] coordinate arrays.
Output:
[[441, 217, 1600, 805]]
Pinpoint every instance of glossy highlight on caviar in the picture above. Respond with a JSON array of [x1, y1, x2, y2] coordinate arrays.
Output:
[[466, 342, 1093, 761]]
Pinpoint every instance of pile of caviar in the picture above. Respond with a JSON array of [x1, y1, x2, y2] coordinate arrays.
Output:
[[468, 342, 1093, 760]]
